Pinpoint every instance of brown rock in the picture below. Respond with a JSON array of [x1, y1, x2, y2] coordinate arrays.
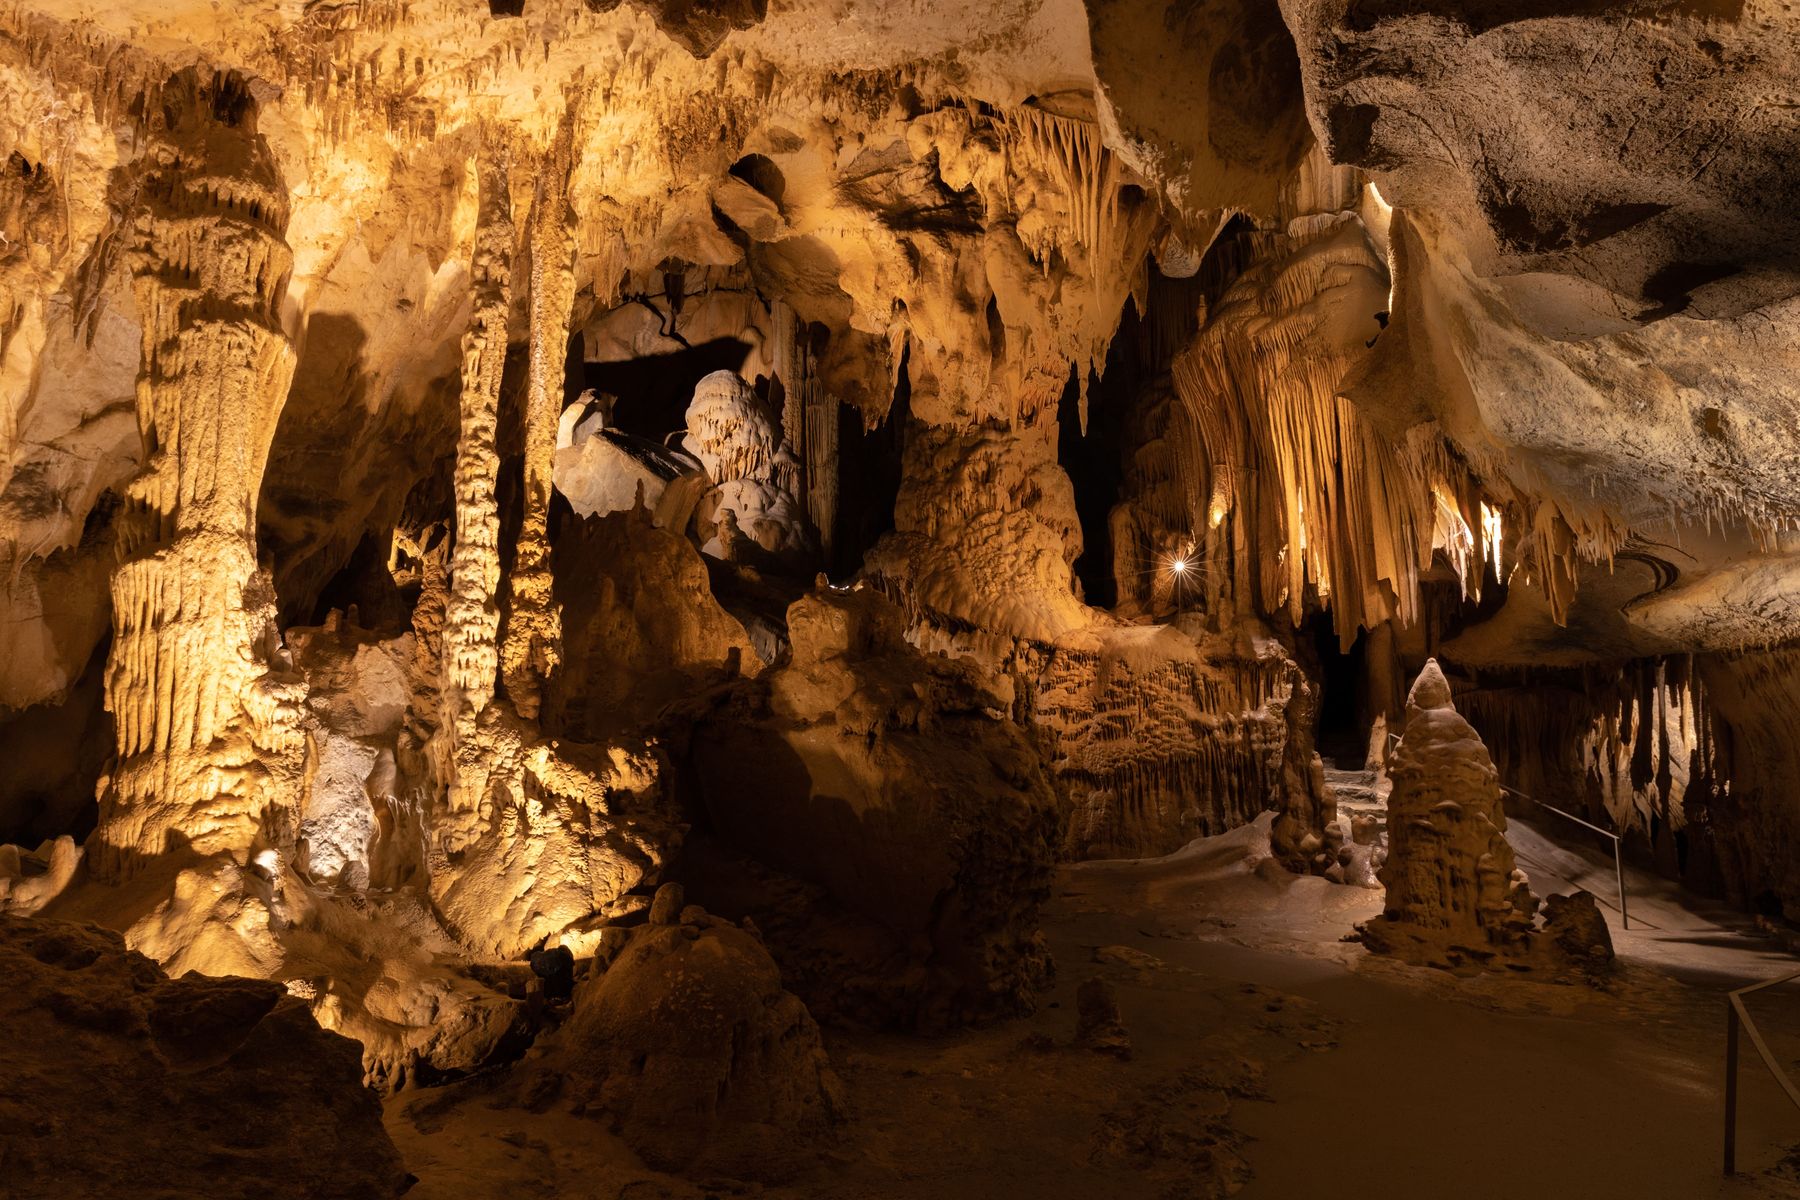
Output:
[[1361, 660, 1538, 969], [553, 918, 843, 1179], [0, 916, 407, 1199], [648, 881, 686, 926], [1075, 977, 1132, 1060]]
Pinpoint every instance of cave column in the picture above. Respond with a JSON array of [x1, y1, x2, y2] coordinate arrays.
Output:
[[772, 298, 839, 561], [92, 70, 303, 879], [439, 147, 515, 817], [500, 123, 575, 719]]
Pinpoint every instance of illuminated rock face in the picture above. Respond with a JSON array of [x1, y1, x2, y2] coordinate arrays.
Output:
[[682, 369, 813, 566], [0, 0, 1793, 1185], [1362, 660, 1538, 967], [93, 69, 304, 883]]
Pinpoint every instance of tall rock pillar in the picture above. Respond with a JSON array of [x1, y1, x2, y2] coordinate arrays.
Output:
[[93, 68, 303, 879], [1361, 659, 1538, 967]]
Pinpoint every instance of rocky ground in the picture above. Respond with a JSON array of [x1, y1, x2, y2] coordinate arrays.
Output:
[[386, 815, 1800, 1199]]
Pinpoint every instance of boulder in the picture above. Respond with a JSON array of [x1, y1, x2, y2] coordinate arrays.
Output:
[[1075, 976, 1132, 1060], [0, 915, 408, 1199], [1541, 891, 1616, 974], [553, 915, 842, 1179]]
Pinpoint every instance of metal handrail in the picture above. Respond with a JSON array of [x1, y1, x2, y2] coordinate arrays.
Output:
[[1724, 967, 1800, 1174], [1501, 785, 1630, 932]]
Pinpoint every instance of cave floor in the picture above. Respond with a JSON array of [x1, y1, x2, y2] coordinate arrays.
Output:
[[389, 819, 1800, 1199]]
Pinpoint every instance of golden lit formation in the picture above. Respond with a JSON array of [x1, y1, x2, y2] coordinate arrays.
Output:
[[0, 1, 1795, 1196]]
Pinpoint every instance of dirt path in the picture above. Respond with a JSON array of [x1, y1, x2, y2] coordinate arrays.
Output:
[[1064, 816, 1800, 1199], [390, 816, 1800, 1198]]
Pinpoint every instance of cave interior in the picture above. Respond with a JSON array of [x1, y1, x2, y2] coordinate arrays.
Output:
[[4, 0, 1800, 1196]]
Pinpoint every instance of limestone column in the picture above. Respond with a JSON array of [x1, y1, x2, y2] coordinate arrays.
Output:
[[440, 149, 514, 762], [93, 68, 302, 878], [500, 125, 574, 719]]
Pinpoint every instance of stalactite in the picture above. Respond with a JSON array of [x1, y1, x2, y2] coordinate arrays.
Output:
[[1517, 501, 1582, 627], [1003, 106, 1121, 274], [91, 68, 302, 879], [500, 121, 575, 721], [1169, 215, 1498, 648], [998, 103, 1135, 433], [1457, 658, 1727, 887], [440, 146, 514, 765]]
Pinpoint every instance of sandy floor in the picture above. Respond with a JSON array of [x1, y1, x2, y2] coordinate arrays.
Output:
[[389, 815, 1800, 1198]]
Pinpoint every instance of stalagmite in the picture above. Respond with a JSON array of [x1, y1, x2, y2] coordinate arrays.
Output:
[[440, 149, 514, 764], [92, 69, 303, 880], [1360, 660, 1538, 968]]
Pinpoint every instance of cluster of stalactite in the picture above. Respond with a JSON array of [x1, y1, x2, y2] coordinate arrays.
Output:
[[1456, 658, 1733, 895], [92, 68, 304, 878], [1448, 646, 1800, 922], [1002, 106, 1128, 285], [1150, 156, 1645, 648], [998, 104, 1137, 434], [1168, 213, 1501, 649]]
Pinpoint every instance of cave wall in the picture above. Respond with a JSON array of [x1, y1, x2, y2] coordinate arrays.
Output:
[[0, 0, 1798, 1083]]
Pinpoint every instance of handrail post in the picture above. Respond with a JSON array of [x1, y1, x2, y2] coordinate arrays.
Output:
[[1726, 999, 1740, 1175], [1614, 838, 1629, 931]]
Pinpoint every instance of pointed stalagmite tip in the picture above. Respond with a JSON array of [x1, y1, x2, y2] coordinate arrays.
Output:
[[1406, 657, 1454, 712]]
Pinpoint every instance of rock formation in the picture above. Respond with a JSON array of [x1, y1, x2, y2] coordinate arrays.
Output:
[[1360, 659, 1539, 967], [94, 67, 305, 889], [0, 0, 1789, 1190], [548, 899, 843, 1179], [688, 584, 1059, 1029], [0, 915, 408, 1199]]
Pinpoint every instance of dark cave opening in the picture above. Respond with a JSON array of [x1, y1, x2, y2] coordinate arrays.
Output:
[[1057, 304, 1141, 610], [829, 342, 909, 579], [578, 337, 756, 445], [1057, 369, 1124, 609], [0, 634, 109, 847], [1308, 613, 1371, 768], [309, 529, 414, 631]]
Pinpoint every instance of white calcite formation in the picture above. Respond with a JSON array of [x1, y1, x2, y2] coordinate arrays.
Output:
[[681, 369, 814, 566], [552, 392, 705, 526]]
